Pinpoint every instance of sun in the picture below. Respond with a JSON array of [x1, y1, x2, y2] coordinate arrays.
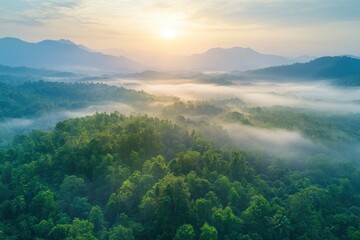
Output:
[[161, 28, 178, 40]]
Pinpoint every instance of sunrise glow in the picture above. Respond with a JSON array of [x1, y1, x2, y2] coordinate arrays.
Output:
[[160, 28, 178, 40]]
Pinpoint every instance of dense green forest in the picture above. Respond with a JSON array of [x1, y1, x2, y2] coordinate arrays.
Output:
[[0, 113, 360, 240]]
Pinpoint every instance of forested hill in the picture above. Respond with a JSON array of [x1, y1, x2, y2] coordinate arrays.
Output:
[[0, 113, 359, 239], [0, 64, 78, 86], [250, 56, 360, 86], [0, 81, 151, 120], [0, 64, 76, 78]]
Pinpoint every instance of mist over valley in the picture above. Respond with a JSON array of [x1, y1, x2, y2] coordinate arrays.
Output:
[[1, 1, 360, 238]]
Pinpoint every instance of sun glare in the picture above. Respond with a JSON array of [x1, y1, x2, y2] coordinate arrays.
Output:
[[161, 28, 178, 40]]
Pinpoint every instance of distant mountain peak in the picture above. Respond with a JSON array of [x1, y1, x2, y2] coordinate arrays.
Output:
[[231, 46, 255, 51], [57, 39, 76, 45], [37, 39, 77, 46], [0, 37, 27, 44], [183, 46, 291, 71], [203, 47, 255, 54]]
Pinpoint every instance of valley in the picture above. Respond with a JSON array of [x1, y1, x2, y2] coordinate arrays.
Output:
[[1, 3, 360, 236]]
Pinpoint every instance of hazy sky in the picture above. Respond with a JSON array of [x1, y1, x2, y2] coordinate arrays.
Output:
[[0, 0, 360, 57]]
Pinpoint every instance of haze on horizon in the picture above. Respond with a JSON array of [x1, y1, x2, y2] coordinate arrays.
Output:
[[0, 0, 360, 58]]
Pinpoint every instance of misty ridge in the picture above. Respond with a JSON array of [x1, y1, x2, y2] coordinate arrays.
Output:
[[0, 38, 360, 153]]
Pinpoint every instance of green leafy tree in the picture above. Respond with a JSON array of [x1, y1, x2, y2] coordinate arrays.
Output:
[[242, 194, 272, 238], [140, 174, 190, 239], [200, 223, 218, 240], [109, 225, 134, 240], [173, 224, 195, 240], [67, 218, 96, 240], [31, 189, 55, 219], [89, 205, 105, 237]]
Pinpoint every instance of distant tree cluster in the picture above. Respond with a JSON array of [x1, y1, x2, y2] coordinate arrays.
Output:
[[162, 101, 224, 117], [0, 81, 151, 120], [248, 106, 360, 142]]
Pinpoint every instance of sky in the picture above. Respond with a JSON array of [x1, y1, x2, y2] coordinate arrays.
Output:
[[0, 0, 360, 57]]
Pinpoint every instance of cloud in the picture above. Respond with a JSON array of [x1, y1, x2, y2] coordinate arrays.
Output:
[[222, 123, 323, 159], [188, 0, 360, 27], [5, 0, 358, 28], [0, 0, 84, 26], [0, 0, 359, 57], [45, 0, 83, 9], [114, 79, 360, 114]]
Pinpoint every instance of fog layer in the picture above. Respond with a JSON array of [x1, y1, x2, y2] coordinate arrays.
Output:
[[99, 79, 360, 114]]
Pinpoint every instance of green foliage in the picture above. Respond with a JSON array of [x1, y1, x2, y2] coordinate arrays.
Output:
[[162, 101, 224, 117], [0, 113, 359, 239], [0, 81, 153, 146], [109, 225, 134, 240], [0, 82, 54, 120], [89, 206, 105, 236], [174, 224, 195, 240], [200, 223, 218, 240], [67, 218, 97, 240]]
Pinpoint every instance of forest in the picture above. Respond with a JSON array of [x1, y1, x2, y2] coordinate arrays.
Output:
[[2, 1, 360, 239], [0, 111, 360, 239], [0, 71, 360, 240]]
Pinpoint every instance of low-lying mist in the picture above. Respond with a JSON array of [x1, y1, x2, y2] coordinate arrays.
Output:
[[98, 78, 360, 114], [221, 123, 321, 158], [216, 122, 360, 161], [0, 102, 135, 145], [2, 76, 360, 162]]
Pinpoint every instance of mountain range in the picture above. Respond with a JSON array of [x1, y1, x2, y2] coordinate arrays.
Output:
[[1, 37, 359, 81], [0, 37, 143, 74], [0, 37, 317, 73], [102, 47, 308, 71]]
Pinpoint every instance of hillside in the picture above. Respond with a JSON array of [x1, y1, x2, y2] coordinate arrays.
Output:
[[250, 56, 360, 85], [0, 64, 75, 77], [0, 64, 77, 85], [0, 81, 151, 120]]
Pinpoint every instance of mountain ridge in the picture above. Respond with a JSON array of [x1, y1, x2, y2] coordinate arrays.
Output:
[[180, 47, 293, 71], [249, 56, 360, 86], [0, 37, 144, 74]]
